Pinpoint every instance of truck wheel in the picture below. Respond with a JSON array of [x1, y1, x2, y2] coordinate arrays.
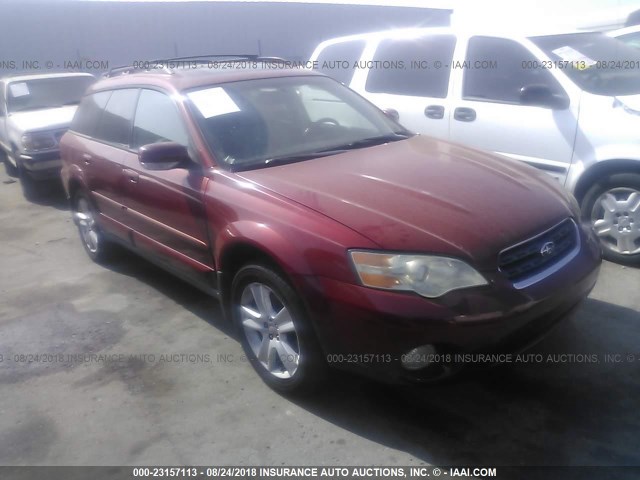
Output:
[[231, 264, 327, 394], [581, 172, 640, 266]]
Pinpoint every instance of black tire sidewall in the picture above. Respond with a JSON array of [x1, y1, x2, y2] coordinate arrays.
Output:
[[18, 162, 38, 200], [580, 172, 640, 266], [231, 264, 325, 394]]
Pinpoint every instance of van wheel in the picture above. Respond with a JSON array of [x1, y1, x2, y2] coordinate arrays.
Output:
[[581, 173, 640, 265], [73, 191, 112, 263], [231, 264, 326, 394]]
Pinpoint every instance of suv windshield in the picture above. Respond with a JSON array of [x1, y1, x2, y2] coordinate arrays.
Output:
[[185, 75, 411, 170], [7, 75, 95, 113], [530, 32, 640, 96]]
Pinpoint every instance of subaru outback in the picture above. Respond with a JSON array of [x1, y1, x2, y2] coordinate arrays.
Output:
[[60, 58, 601, 393]]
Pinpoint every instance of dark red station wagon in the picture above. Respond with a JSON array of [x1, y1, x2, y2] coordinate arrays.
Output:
[[60, 58, 602, 393]]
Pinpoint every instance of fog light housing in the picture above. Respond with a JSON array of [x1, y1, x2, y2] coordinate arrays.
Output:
[[401, 344, 437, 371]]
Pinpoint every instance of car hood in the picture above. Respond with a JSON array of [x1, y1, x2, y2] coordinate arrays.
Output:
[[238, 136, 574, 269], [8, 105, 77, 133]]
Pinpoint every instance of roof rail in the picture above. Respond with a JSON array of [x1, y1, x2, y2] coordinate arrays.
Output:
[[103, 55, 290, 78]]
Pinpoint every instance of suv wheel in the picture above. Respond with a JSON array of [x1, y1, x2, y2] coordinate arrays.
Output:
[[2, 149, 18, 177], [581, 173, 640, 265], [18, 162, 40, 200], [73, 191, 112, 262], [231, 264, 325, 394]]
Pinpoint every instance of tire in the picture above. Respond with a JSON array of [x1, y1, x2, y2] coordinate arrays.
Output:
[[2, 149, 18, 177], [18, 162, 40, 200], [580, 172, 640, 266], [73, 191, 112, 263], [231, 264, 326, 394]]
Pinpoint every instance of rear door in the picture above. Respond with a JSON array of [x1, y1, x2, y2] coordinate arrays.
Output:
[[120, 88, 214, 283], [353, 34, 457, 140], [449, 36, 579, 182], [84, 88, 139, 236]]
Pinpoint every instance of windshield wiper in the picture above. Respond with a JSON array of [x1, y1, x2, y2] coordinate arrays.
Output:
[[232, 150, 345, 171], [318, 133, 411, 152]]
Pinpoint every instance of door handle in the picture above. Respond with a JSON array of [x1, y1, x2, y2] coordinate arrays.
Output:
[[424, 105, 445, 119], [123, 168, 139, 184], [454, 107, 476, 122], [82, 153, 92, 165]]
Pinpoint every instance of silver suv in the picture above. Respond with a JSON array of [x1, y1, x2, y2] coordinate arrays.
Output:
[[0, 73, 95, 198]]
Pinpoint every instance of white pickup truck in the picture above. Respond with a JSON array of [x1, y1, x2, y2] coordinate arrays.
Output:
[[0, 72, 95, 198], [310, 27, 640, 265]]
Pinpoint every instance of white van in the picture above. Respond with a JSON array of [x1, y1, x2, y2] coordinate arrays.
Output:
[[310, 28, 640, 264]]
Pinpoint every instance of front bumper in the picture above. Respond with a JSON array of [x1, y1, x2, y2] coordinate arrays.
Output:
[[19, 150, 62, 181], [293, 222, 602, 383]]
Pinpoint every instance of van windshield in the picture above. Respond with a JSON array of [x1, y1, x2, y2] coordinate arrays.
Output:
[[530, 32, 640, 96], [7, 76, 95, 113]]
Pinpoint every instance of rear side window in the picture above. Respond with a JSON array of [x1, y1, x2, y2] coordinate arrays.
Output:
[[463, 36, 565, 104], [315, 40, 366, 85], [132, 89, 189, 149], [94, 89, 139, 146], [365, 35, 456, 98], [71, 91, 111, 136]]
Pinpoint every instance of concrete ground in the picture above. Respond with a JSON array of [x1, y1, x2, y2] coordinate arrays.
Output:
[[0, 169, 639, 468]]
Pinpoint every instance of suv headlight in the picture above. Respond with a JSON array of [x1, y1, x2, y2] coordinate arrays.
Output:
[[349, 250, 488, 298], [21, 132, 57, 152]]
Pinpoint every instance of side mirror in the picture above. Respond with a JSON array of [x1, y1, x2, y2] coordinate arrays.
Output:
[[382, 108, 400, 122], [138, 142, 190, 171], [520, 85, 570, 110]]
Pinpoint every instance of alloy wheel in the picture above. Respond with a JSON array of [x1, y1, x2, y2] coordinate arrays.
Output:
[[239, 282, 300, 379], [591, 188, 640, 256]]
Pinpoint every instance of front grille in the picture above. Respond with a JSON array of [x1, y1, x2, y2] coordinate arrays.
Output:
[[498, 218, 577, 282]]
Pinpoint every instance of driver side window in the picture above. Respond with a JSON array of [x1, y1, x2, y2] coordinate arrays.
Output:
[[463, 36, 565, 104], [132, 89, 189, 149]]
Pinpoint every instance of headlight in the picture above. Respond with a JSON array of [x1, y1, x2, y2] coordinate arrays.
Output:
[[349, 250, 488, 298], [21, 132, 57, 152]]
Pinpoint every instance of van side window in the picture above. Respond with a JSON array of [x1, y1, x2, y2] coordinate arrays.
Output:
[[94, 89, 139, 146], [365, 35, 456, 98], [316, 40, 366, 85], [71, 91, 112, 137], [463, 36, 565, 104], [132, 89, 189, 149]]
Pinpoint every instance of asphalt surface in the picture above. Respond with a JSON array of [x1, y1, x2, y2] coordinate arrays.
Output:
[[0, 168, 639, 468]]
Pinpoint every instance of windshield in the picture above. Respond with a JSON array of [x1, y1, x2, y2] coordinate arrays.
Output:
[[7, 76, 95, 113], [530, 32, 640, 96], [185, 75, 411, 170]]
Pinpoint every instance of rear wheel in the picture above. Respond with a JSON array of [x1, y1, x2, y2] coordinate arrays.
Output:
[[231, 264, 326, 394], [73, 191, 112, 263], [581, 173, 640, 265]]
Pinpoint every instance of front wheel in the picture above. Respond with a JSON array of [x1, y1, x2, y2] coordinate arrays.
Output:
[[2, 149, 18, 177], [581, 172, 640, 265], [231, 264, 326, 394], [18, 163, 40, 200]]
